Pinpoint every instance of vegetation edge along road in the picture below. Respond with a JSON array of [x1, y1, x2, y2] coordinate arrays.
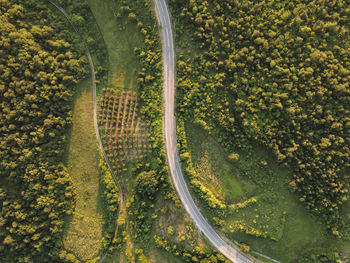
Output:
[[154, 0, 258, 262], [47, 1, 122, 262]]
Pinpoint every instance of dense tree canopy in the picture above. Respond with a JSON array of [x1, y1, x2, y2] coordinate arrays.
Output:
[[0, 1, 85, 261], [170, 0, 349, 234], [136, 170, 159, 198]]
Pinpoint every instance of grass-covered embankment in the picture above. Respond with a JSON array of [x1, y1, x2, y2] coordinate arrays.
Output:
[[63, 80, 104, 261]]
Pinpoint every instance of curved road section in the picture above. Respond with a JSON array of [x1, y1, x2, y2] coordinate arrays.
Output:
[[154, 0, 254, 262]]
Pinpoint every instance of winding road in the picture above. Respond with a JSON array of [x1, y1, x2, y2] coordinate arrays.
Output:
[[50, 0, 259, 262], [154, 0, 255, 262]]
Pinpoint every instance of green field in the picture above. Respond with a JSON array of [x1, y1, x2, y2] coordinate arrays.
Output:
[[86, 0, 142, 89], [81, 1, 152, 261], [63, 79, 104, 260], [186, 123, 255, 203], [185, 123, 347, 262]]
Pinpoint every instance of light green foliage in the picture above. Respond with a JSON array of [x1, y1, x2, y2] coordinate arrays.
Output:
[[99, 156, 120, 237], [240, 243, 250, 253], [228, 153, 239, 161], [191, 178, 226, 209], [167, 226, 174, 236], [228, 197, 257, 212], [136, 170, 159, 199], [100, 162, 120, 213]]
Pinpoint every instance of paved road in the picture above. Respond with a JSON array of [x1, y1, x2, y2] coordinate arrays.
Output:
[[154, 0, 255, 262], [50, 0, 258, 262], [47, 1, 123, 262]]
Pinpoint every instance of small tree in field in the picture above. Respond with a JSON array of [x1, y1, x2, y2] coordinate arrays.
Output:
[[240, 243, 250, 253]]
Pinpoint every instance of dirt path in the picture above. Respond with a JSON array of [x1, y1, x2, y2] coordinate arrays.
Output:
[[47, 1, 124, 262]]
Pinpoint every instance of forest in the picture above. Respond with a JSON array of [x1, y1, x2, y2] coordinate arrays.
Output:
[[1, 0, 349, 262], [1, 0, 231, 261], [0, 0, 88, 261], [169, 0, 349, 236]]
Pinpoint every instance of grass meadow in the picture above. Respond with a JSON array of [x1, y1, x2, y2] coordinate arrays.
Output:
[[63, 79, 104, 260], [185, 123, 347, 262]]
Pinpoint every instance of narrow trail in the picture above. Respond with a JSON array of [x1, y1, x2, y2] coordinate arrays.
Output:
[[47, 1, 123, 262]]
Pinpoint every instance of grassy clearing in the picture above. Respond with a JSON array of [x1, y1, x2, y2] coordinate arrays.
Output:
[[147, 247, 184, 263], [149, 196, 211, 262], [185, 122, 347, 263], [86, 0, 142, 90], [63, 79, 103, 260], [103, 251, 120, 263], [186, 123, 255, 203]]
